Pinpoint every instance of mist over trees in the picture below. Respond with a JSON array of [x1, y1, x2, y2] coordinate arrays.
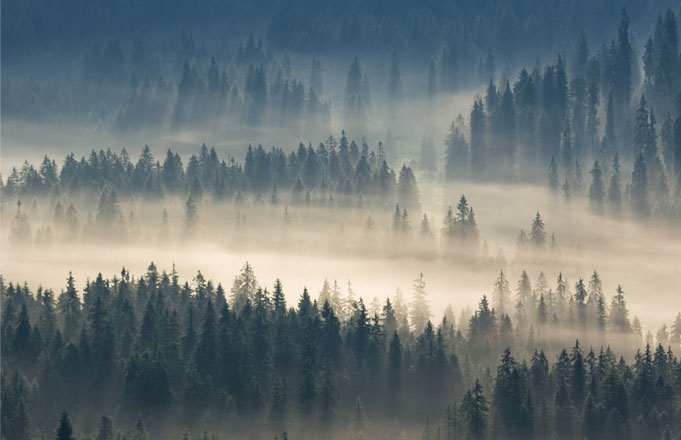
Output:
[[441, 9, 681, 223], [3, 0, 681, 439], [2, 263, 677, 439], [4, 0, 680, 137], [1, 133, 415, 207]]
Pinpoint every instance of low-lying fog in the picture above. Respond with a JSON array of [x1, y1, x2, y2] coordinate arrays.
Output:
[[2, 175, 680, 334]]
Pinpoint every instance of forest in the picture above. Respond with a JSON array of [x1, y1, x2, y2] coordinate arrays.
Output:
[[2, 0, 681, 439], [3, 263, 680, 439]]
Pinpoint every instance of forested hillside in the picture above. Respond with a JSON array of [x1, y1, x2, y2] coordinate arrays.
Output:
[[3, 264, 679, 439], [3, 1, 681, 439]]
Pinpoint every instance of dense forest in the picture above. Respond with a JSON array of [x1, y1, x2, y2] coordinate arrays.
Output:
[[441, 9, 681, 222], [3, 263, 680, 439], [4, 1, 680, 134], [3, 0, 681, 439], [1, 133, 417, 208]]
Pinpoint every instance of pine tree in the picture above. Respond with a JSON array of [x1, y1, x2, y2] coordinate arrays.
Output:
[[230, 262, 259, 314], [516, 270, 533, 307], [59, 272, 82, 342], [607, 154, 622, 214], [461, 379, 488, 440], [184, 196, 198, 230], [345, 57, 367, 119], [589, 161, 605, 214], [548, 155, 559, 192], [418, 213, 434, 243], [445, 123, 468, 180], [493, 270, 512, 317], [631, 153, 649, 217], [387, 331, 402, 417], [55, 412, 75, 440], [530, 213, 546, 248], [397, 165, 421, 211], [635, 95, 650, 155], [410, 273, 431, 332], [471, 99, 487, 178], [95, 415, 114, 440], [603, 92, 617, 157], [575, 280, 588, 327], [615, 8, 633, 111]]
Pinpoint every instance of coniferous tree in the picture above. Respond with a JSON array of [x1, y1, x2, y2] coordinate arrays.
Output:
[[387, 331, 402, 418], [410, 273, 430, 332], [55, 412, 75, 440], [471, 99, 487, 179], [548, 155, 559, 193], [589, 161, 605, 214], [445, 123, 468, 180], [95, 415, 114, 440], [184, 196, 198, 230], [493, 271, 512, 317], [461, 379, 488, 440], [230, 262, 259, 314], [530, 213, 546, 248], [631, 153, 649, 217], [603, 92, 617, 157], [607, 154, 623, 214], [397, 165, 420, 211]]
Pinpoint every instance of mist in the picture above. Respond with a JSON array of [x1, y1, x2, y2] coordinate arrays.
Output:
[[3, 1, 681, 439]]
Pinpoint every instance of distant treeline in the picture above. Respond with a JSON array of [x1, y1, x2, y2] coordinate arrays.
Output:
[[5, 2, 679, 130], [2, 263, 679, 439], [441, 9, 681, 221], [4, 0, 674, 62], [2, 132, 420, 210], [2, 48, 332, 131]]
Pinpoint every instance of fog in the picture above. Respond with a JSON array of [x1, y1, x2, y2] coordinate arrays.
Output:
[[3, 174, 680, 332], [1, 87, 480, 178], [3, 3, 681, 437]]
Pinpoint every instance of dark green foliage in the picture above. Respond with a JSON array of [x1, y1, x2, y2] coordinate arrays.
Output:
[[55, 412, 74, 440], [631, 153, 650, 217], [0, 264, 679, 438], [7, 133, 405, 212], [589, 161, 605, 213]]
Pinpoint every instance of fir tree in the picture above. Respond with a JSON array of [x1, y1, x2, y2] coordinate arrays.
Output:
[[631, 153, 649, 217], [55, 412, 75, 440], [589, 161, 605, 214], [410, 273, 431, 332]]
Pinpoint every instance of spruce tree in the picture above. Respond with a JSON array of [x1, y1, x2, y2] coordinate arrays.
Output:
[[530, 213, 546, 248], [55, 412, 75, 440], [589, 161, 605, 214], [461, 379, 488, 440], [410, 273, 431, 332], [548, 155, 559, 192], [607, 154, 622, 214], [631, 153, 649, 217], [493, 270, 512, 317]]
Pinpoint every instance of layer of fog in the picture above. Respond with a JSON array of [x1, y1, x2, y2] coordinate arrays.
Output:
[[2, 175, 680, 336]]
